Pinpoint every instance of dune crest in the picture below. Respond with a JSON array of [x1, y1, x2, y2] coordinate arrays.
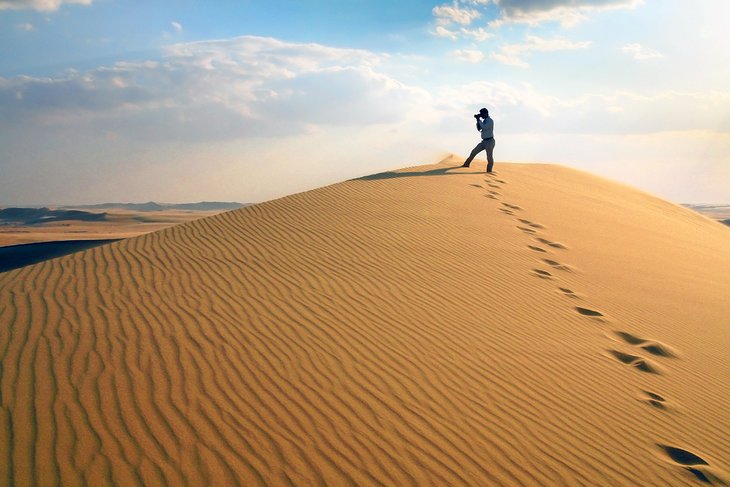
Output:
[[1, 161, 729, 486]]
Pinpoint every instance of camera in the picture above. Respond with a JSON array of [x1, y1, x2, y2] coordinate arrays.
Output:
[[474, 114, 481, 119]]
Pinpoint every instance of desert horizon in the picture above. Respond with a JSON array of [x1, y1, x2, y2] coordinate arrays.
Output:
[[1, 162, 727, 245]]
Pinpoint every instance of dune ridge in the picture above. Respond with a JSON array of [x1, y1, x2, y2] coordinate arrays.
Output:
[[1, 158, 729, 486]]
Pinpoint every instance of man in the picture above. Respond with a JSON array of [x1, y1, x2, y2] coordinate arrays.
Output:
[[462, 107, 496, 173]]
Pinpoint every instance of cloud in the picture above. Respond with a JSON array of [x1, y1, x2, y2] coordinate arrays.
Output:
[[0, 0, 92, 11], [489, 52, 529, 68], [433, 25, 459, 40], [490, 35, 592, 67], [432, 25, 493, 42], [621, 43, 663, 60], [170, 21, 183, 33], [431, 0, 639, 40], [0, 36, 426, 142], [433, 2, 482, 25], [430, 1, 499, 41], [459, 27, 493, 41], [452, 49, 485, 63], [16, 22, 34, 31], [489, 0, 644, 27], [432, 80, 730, 136]]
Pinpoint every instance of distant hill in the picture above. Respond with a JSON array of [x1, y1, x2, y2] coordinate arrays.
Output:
[[0, 207, 107, 225], [683, 204, 730, 226], [64, 201, 249, 212]]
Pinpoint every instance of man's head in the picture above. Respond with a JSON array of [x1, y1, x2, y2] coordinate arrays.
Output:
[[479, 108, 489, 118]]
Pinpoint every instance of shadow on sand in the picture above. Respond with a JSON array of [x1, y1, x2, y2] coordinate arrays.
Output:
[[0, 239, 120, 273], [355, 166, 483, 181]]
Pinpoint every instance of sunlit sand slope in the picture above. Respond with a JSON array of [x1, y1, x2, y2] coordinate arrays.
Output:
[[1, 158, 729, 486]]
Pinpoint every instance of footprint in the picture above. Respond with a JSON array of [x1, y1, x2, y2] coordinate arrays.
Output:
[[641, 390, 667, 410], [499, 208, 514, 215], [660, 445, 708, 467], [532, 269, 553, 279], [558, 287, 579, 299], [470, 184, 483, 189], [576, 307, 603, 317], [502, 203, 522, 210], [657, 445, 727, 484], [517, 226, 537, 234], [607, 349, 660, 374], [535, 237, 567, 249], [485, 194, 499, 199], [615, 332, 677, 358], [641, 342, 677, 358], [487, 183, 502, 189], [528, 245, 547, 253], [487, 190, 501, 196], [517, 219, 545, 229], [542, 259, 572, 271], [615, 331, 646, 345]]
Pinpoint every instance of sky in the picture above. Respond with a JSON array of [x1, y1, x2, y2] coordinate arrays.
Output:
[[1, 0, 729, 205]]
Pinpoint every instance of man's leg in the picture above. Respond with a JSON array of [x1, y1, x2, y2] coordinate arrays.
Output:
[[462, 141, 485, 167], [485, 139, 496, 172]]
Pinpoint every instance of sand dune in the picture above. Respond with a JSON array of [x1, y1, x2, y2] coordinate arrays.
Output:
[[1, 157, 729, 486]]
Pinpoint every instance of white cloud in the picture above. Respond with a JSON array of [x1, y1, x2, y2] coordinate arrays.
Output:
[[430, 1, 497, 41], [433, 2, 482, 25], [489, 52, 529, 68], [16, 22, 34, 31], [452, 49, 485, 63], [433, 25, 459, 40], [433, 25, 493, 42], [432, 80, 730, 136], [0, 36, 426, 141], [490, 35, 592, 67], [489, 0, 644, 27], [0, 0, 92, 11], [459, 26, 494, 41], [170, 21, 183, 33], [621, 43, 663, 60]]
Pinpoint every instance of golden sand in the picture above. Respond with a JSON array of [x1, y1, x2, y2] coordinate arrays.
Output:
[[1, 158, 728, 486]]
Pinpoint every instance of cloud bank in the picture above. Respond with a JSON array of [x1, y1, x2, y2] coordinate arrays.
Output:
[[491, 0, 643, 26], [490, 35, 592, 68], [432, 0, 643, 29], [0, 36, 426, 142]]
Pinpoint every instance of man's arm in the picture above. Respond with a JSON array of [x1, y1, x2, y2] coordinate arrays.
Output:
[[475, 119, 482, 132]]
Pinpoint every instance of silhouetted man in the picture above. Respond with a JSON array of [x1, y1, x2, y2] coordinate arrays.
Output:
[[462, 107, 495, 173]]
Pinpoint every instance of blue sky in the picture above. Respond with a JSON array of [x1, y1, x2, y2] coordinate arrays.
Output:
[[1, 0, 729, 204]]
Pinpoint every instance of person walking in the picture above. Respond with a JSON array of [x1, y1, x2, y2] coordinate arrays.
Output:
[[462, 107, 496, 173]]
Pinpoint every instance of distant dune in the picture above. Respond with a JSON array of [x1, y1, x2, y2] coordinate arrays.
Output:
[[0, 206, 241, 248], [65, 201, 249, 212], [683, 204, 730, 227], [1, 157, 729, 486], [0, 207, 107, 225]]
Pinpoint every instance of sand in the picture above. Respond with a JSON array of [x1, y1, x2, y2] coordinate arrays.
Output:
[[1, 157, 728, 486], [0, 209, 228, 247]]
